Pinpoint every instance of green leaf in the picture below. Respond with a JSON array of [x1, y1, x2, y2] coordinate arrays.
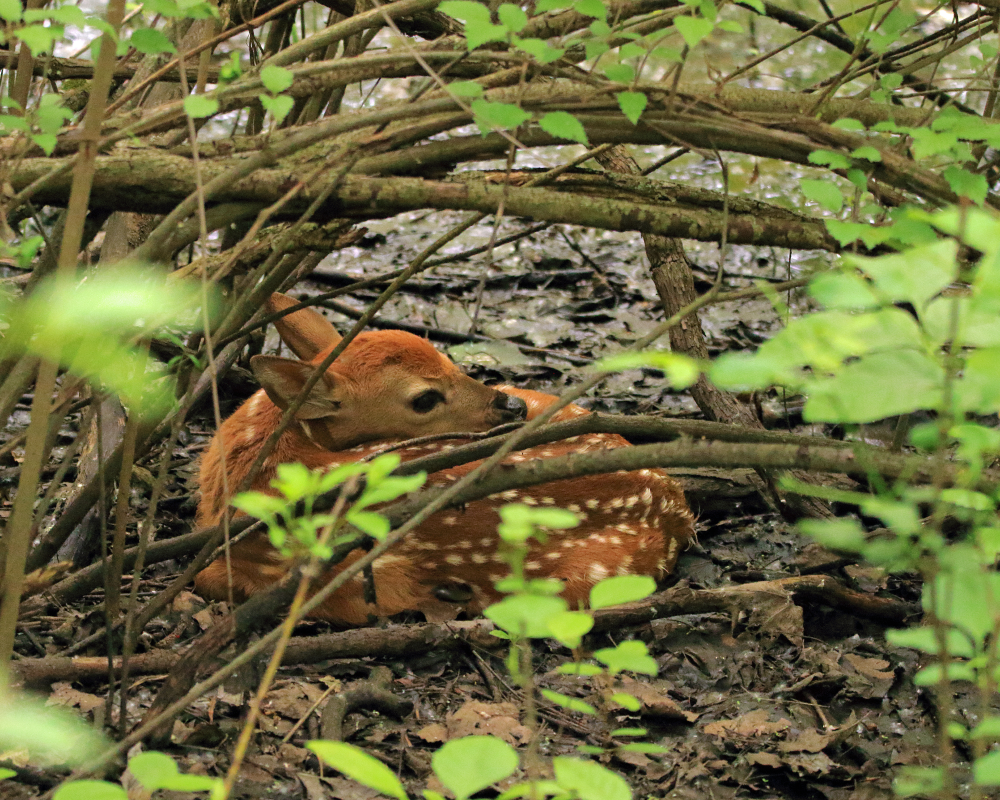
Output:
[[610, 727, 647, 737], [553, 758, 631, 800], [540, 689, 597, 714], [440, 0, 507, 48], [808, 149, 851, 169], [261, 64, 294, 94], [432, 737, 519, 800], [976, 751, 1000, 785], [17, 23, 62, 53], [944, 165, 988, 205], [0, 768, 14, 780], [471, 99, 530, 133], [47, 5, 87, 25], [486, 594, 568, 638], [590, 575, 656, 609], [183, 94, 219, 118], [539, 111, 588, 144], [886, 626, 974, 657], [894, 766, 944, 797], [593, 639, 657, 675], [232, 491, 287, 520], [128, 751, 218, 792], [129, 28, 177, 54], [546, 610, 594, 648], [603, 63, 635, 83], [620, 742, 670, 754], [800, 179, 843, 212], [31, 133, 57, 155], [843, 238, 957, 311], [307, 741, 407, 800], [0, 114, 28, 133], [616, 91, 647, 124], [850, 145, 881, 162], [585, 39, 610, 59], [805, 349, 945, 423], [673, 15, 713, 48], [53, 781, 127, 800], [573, 0, 607, 18], [619, 41, 645, 59], [0, 0, 22, 22], [512, 36, 565, 62], [797, 519, 866, 552], [970, 716, 1000, 739], [593, 350, 699, 387], [448, 80, 484, 97], [0, 694, 108, 767], [807, 271, 879, 310], [346, 509, 391, 539], [556, 661, 604, 676], [261, 93, 294, 124], [536, 0, 573, 10], [498, 3, 528, 31], [610, 692, 641, 711], [35, 95, 73, 134], [734, 0, 763, 12]]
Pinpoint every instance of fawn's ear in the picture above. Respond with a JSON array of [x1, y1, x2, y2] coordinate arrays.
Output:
[[250, 355, 339, 419], [266, 293, 342, 361]]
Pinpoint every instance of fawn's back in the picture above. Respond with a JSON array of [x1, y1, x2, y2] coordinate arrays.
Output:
[[195, 294, 695, 625]]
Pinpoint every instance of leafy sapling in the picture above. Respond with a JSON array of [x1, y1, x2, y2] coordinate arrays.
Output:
[[232, 453, 427, 561]]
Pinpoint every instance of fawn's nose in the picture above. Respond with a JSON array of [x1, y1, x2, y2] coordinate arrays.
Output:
[[494, 391, 528, 421]]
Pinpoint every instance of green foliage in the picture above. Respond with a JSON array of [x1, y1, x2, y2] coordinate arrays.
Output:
[[432, 736, 519, 799], [594, 349, 699, 388], [184, 94, 219, 119], [126, 27, 177, 54], [673, 15, 714, 48], [126, 751, 221, 794], [0, 692, 107, 768], [552, 756, 631, 800], [616, 91, 647, 125], [308, 741, 408, 800], [1, 268, 210, 416], [539, 111, 588, 145], [53, 781, 127, 800], [233, 454, 426, 558]]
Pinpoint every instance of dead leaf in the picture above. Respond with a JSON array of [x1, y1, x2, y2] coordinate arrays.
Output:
[[278, 743, 310, 767], [842, 653, 896, 698], [703, 709, 791, 740], [746, 751, 783, 768], [415, 723, 448, 743], [614, 749, 651, 769], [783, 751, 838, 776], [265, 682, 316, 720], [779, 728, 834, 753], [48, 682, 103, 714], [843, 653, 894, 681], [617, 676, 698, 722], [447, 701, 531, 744], [298, 773, 328, 800]]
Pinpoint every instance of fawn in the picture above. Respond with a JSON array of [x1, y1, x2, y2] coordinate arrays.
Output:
[[195, 293, 695, 625]]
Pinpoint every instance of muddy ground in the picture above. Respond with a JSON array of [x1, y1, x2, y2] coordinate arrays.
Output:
[[6, 211, 939, 799]]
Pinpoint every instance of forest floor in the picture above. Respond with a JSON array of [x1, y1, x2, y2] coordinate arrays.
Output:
[[7, 210, 939, 799]]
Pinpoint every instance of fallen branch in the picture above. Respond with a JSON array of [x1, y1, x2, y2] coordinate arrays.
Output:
[[13, 577, 917, 687]]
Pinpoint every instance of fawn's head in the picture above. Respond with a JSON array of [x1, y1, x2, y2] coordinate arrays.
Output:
[[248, 294, 527, 450]]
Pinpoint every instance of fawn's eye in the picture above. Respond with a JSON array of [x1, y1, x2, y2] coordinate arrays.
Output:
[[411, 390, 444, 413]]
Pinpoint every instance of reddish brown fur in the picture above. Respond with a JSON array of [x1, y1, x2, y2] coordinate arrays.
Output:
[[194, 296, 695, 626]]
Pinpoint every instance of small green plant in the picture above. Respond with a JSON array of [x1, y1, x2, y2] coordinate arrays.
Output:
[[0, 267, 210, 416], [232, 454, 427, 560], [697, 204, 1000, 794], [312, 502, 667, 800]]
